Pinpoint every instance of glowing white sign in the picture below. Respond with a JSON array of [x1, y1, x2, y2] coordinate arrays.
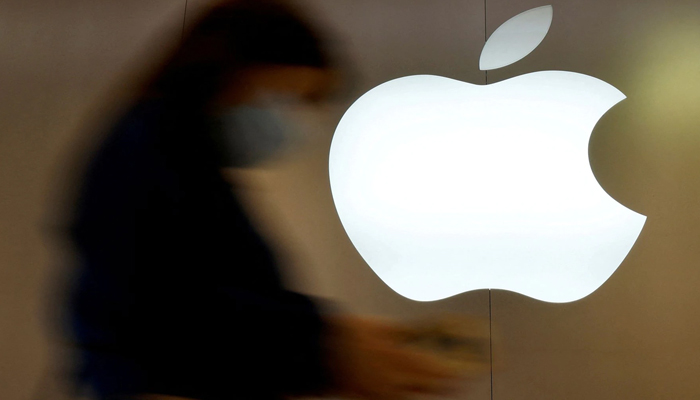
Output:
[[329, 6, 646, 303]]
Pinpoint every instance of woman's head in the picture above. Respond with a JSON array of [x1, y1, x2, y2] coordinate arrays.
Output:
[[145, 0, 337, 110]]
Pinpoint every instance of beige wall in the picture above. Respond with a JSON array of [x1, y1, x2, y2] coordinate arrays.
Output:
[[2, 0, 700, 399]]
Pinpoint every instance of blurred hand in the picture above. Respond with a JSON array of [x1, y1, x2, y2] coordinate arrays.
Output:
[[401, 314, 492, 379], [324, 315, 464, 400]]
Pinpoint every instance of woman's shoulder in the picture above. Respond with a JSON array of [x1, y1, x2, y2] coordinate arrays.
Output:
[[105, 97, 168, 148], [77, 98, 173, 194]]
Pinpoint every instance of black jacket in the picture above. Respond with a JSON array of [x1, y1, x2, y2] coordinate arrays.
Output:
[[68, 98, 329, 400]]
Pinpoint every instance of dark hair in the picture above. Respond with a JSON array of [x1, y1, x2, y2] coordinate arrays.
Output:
[[144, 0, 331, 110]]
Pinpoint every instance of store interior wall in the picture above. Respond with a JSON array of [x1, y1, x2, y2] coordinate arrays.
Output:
[[1, 1, 699, 399]]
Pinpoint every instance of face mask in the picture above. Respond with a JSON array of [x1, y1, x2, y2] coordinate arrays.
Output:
[[211, 104, 300, 168]]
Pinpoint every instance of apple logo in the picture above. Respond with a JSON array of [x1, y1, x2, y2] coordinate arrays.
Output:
[[328, 5, 646, 303]]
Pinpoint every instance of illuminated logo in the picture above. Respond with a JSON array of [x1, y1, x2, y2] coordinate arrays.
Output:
[[329, 6, 646, 303]]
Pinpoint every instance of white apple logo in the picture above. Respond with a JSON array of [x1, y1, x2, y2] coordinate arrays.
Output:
[[329, 5, 646, 303]]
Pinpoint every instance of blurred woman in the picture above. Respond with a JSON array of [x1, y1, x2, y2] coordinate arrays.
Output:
[[65, 1, 460, 399]]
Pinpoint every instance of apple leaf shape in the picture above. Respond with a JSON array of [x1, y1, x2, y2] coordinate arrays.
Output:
[[480, 5, 553, 71]]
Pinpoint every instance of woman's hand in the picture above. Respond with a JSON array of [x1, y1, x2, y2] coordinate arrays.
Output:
[[324, 315, 465, 400]]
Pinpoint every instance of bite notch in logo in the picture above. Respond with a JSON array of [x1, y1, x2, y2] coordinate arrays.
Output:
[[329, 5, 646, 303]]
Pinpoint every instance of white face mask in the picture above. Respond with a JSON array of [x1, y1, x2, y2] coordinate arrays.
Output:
[[211, 93, 303, 167]]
